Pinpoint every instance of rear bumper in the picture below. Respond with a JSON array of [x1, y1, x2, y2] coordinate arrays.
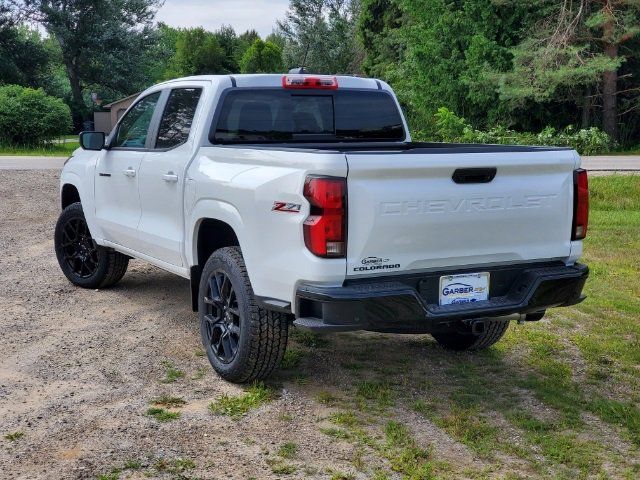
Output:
[[294, 262, 588, 333]]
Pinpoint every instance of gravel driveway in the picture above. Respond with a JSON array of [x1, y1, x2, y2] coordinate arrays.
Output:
[[0, 170, 369, 479]]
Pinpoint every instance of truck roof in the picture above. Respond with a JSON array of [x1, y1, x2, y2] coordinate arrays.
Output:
[[155, 74, 385, 91]]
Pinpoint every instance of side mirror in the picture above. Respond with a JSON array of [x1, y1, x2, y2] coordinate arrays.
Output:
[[79, 131, 105, 151]]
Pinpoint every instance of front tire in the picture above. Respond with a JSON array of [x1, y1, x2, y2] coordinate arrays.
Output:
[[54, 202, 129, 289], [432, 320, 509, 351], [198, 247, 289, 383]]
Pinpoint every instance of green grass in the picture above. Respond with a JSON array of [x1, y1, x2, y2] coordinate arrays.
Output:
[[0, 141, 79, 156], [154, 457, 196, 474], [4, 431, 24, 441], [382, 421, 434, 479], [146, 407, 181, 422], [280, 348, 305, 369], [97, 473, 119, 480], [209, 383, 273, 418], [316, 391, 340, 406], [161, 361, 185, 383], [590, 174, 640, 210], [123, 459, 142, 470], [266, 455, 297, 475], [150, 395, 186, 408], [320, 426, 351, 440], [330, 411, 360, 428], [278, 441, 298, 459], [329, 472, 355, 480], [355, 381, 394, 408]]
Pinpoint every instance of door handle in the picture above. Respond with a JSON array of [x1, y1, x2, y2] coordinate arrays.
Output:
[[123, 168, 136, 178], [163, 172, 179, 183]]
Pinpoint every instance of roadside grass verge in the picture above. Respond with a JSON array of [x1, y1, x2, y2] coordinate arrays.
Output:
[[295, 176, 640, 479], [0, 141, 79, 156]]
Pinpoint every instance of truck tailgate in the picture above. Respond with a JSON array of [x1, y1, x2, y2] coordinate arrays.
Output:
[[345, 150, 578, 277]]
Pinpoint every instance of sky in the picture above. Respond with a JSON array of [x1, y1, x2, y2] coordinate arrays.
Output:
[[156, 0, 290, 37]]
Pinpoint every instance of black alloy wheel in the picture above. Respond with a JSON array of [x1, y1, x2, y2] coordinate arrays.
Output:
[[203, 270, 241, 363], [59, 216, 99, 278], [54, 202, 129, 289]]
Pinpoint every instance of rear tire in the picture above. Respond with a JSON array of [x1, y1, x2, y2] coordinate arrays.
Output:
[[432, 320, 509, 351], [198, 246, 288, 383], [54, 202, 129, 289]]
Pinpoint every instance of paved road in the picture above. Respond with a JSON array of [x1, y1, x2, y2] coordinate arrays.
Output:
[[1, 155, 639, 172], [0, 156, 67, 170], [580, 156, 640, 171]]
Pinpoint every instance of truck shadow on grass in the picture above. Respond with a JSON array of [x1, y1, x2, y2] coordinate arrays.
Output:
[[270, 327, 640, 479]]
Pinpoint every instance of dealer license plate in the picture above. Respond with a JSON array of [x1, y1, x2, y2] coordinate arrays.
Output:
[[439, 272, 490, 306]]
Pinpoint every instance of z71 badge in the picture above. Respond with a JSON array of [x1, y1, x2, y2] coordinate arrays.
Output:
[[272, 202, 301, 213]]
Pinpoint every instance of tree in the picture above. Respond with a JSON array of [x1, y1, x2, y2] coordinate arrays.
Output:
[[498, 0, 640, 140], [358, 0, 405, 80], [278, 0, 362, 74], [9, 0, 162, 128], [0, 26, 51, 89], [214, 25, 241, 73], [146, 22, 180, 83], [165, 27, 227, 78], [235, 29, 261, 64], [240, 39, 284, 73], [381, 0, 532, 132]]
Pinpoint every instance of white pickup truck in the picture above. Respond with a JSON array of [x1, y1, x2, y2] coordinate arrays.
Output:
[[56, 74, 589, 382]]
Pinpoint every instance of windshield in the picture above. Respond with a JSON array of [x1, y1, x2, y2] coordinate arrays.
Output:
[[211, 89, 405, 144]]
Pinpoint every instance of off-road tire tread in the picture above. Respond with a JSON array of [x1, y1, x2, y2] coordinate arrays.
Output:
[[433, 320, 509, 351], [98, 249, 129, 288], [206, 247, 288, 383]]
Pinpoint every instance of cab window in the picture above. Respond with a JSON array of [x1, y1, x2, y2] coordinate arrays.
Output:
[[113, 92, 161, 149], [155, 88, 203, 149]]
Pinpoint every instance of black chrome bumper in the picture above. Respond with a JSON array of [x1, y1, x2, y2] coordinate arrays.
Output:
[[294, 262, 588, 333]]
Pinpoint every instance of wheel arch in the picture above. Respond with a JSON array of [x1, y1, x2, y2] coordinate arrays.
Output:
[[61, 183, 81, 210], [189, 215, 242, 311]]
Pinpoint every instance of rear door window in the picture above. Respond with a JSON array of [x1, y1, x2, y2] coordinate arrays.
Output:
[[212, 90, 404, 144], [155, 87, 203, 149]]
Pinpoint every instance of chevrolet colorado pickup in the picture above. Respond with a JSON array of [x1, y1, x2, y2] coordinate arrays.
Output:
[[55, 74, 589, 383]]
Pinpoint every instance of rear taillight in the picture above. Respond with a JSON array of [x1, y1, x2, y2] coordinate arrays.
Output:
[[303, 176, 346, 257], [572, 169, 589, 240], [282, 75, 339, 90]]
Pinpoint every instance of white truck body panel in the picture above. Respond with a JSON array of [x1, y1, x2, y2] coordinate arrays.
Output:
[[345, 150, 579, 277], [186, 146, 348, 305]]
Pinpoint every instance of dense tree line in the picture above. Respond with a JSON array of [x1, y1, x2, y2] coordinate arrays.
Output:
[[0, 0, 638, 147], [358, 0, 640, 145]]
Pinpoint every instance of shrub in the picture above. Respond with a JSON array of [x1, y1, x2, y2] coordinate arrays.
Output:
[[421, 107, 614, 155], [0, 85, 72, 146]]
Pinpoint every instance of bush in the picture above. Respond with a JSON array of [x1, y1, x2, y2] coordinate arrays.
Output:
[[0, 85, 72, 146], [418, 107, 614, 155]]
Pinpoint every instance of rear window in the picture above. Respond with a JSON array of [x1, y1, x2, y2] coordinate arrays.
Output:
[[211, 89, 405, 144]]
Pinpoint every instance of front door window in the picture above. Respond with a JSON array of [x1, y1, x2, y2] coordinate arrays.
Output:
[[113, 92, 161, 149]]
